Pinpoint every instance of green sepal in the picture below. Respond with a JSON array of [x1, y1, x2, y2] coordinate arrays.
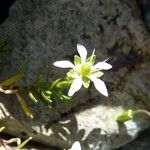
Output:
[[87, 55, 96, 65], [91, 71, 104, 78], [82, 76, 90, 88], [67, 70, 78, 78], [74, 55, 81, 65]]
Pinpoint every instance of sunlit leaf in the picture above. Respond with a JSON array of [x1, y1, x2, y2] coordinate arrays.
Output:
[[0, 74, 23, 86], [41, 91, 52, 102], [116, 109, 137, 123], [50, 78, 61, 89], [28, 91, 38, 103], [45, 90, 52, 95], [56, 78, 73, 88], [34, 90, 52, 109], [61, 94, 72, 101]]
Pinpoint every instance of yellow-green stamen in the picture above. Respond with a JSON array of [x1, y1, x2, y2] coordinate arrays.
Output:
[[78, 63, 91, 76]]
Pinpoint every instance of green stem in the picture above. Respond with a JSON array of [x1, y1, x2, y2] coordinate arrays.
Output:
[[135, 109, 150, 117]]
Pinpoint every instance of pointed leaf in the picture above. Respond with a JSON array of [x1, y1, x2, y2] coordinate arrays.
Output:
[[50, 78, 61, 89], [61, 94, 72, 101], [41, 91, 52, 103], [16, 93, 33, 118], [0, 74, 23, 86], [28, 91, 38, 103], [116, 109, 137, 123], [56, 78, 73, 88]]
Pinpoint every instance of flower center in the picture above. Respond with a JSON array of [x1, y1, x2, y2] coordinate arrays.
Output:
[[79, 63, 91, 76]]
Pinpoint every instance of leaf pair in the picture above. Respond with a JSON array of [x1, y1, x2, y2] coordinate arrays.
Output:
[[116, 109, 150, 123]]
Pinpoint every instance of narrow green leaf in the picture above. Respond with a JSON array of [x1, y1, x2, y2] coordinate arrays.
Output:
[[56, 79, 72, 88], [45, 90, 52, 95], [116, 109, 137, 123], [0, 74, 23, 86], [37, 92, 52, 109], [16, 93, 33, 118], [28, 91, 38, 103], [50, 78, 61, 89], [41, 91, 52, 102], [61, 94, 72, 101]]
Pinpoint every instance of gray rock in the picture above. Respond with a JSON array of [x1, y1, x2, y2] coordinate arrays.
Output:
[[138, 0, 150, 30], [117, 127, 150, 150], [0, 0, 150, 150]]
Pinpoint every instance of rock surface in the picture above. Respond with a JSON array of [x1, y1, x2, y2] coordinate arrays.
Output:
[[0, 0, 150, 149], [118, 127, 150, 150]]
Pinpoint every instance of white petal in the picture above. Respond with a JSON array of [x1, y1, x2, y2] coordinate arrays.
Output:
[[53, 61, 75, 69], [90, 77, 108, 97], [77, 44, 87, 62], [68, 77, 82, 96], [69, 141, 81, 150], [93, 61, 112, 70]]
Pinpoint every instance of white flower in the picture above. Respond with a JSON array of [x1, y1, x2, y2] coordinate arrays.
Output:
[[53, 44, 112, 97], [68, 141, 81, 150]]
